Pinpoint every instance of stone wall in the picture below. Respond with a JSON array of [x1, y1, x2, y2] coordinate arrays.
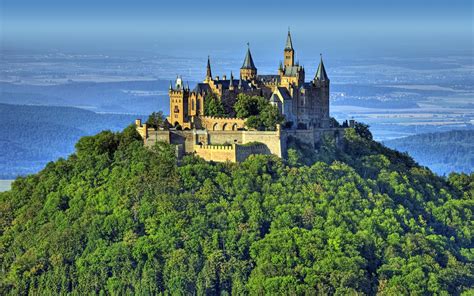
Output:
[[282, 129, 315, 148], [199, 116, 245, 131], [144, 130, 170, 147], [242, 130, 283, 157], [208, 131, 244, 145], [137, 120, 347, 162], [235, 144, 272, 162], [193, 144, 236, 162], [135, 119, 148, 139]]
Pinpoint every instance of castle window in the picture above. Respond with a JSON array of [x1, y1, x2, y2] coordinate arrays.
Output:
[[192, 99, 195, 110], [174, 106, 179, 113]]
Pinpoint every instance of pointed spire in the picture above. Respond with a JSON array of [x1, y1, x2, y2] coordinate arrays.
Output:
[[169, 81, 173, 90], [241, 43, 256, 70], [206, 55, 212, 80], [279, 61, 283, 71], [229, 71, 234, 89], [285, 28, 293, 51], [315, 53, 329, 81]]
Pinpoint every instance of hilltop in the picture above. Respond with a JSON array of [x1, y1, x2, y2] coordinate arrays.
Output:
[[0, 125, 472, 295]]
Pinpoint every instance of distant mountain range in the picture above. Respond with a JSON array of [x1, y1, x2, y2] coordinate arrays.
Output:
[[384, 130, 474, 175], [0, 103, 142, 179]]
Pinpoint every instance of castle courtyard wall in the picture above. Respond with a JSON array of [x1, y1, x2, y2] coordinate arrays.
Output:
[[193, 145, 236, 162], [137, 122, 346, 162], [241, 130, 283, 158]]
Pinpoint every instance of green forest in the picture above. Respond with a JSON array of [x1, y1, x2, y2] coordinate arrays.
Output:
[[0, 124, 473, 295], [384, 130, 474, 176]]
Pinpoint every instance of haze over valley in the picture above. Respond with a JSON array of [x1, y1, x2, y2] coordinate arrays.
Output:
[[1, 50, 472, 179]]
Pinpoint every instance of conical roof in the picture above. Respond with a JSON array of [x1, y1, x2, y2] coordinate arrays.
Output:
[[285, 29, 293, 50], [206, 56, 212, 79], [241, 46, 256, 70], [315, 54, 329, 81]]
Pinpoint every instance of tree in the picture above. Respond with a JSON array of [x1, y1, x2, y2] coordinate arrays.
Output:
[[1, 124, 473, 295], [234, 94, 284, 130], [146, 111, 167, 129], [234, 94, 266, 119], [204, 93, 226, 117], [354, 122, 373, 141]]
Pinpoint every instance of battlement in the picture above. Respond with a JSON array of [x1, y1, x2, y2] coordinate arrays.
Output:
[[196, 144, 234, 150], [201, 116, 241, 121], [136, 118, 346, 162], [193, 142, 272, 162]]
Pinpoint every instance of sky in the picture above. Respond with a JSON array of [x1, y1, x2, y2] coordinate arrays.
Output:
[[1, 0, 473, 58]]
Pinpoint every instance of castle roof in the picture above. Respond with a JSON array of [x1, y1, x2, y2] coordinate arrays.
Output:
[[283, 65, 303, 77], [315, 55, 329, 81], [193, 83, 212, 93], [258, 74, 280, 83], [206, 56, 212, 79], [269, 93, 280, 103], [276, 87, 292, 101], [241, 47, 257, 70], [285, 30, 294, 51]]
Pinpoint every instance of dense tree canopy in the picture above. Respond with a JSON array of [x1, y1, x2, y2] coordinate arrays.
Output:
[[234, 94, 284, 130], [145, 111, 169, 129], [204, 93, 226, 117], [0, 125, 473, 295]]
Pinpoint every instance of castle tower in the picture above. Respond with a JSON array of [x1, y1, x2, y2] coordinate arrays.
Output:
[[314, 54, 330, 128], [284, 29, 295, 67], [240, 44, 257, 80], [169, 76, 189, 127], [205, 56, 212, 82], [314, 54, 329, 84]]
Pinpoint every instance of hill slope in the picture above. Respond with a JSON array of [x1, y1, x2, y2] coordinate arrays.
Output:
[[384, 130, 474, 175], [0, 126, 472, 295]]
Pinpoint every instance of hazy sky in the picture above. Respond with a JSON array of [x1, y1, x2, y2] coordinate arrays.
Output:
[[1, 0, 473, 57]]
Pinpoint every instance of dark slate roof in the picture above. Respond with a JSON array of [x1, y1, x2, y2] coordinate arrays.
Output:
[[258, 74, 280, 83], [209, 79, 256, 91], [193, 83, 211, 93], [283, 65, 302, 77], [241, 48, 257, 70], [285, 30, 293, 50], [276, 87, 292, 101], [315, 56, 329, 81], [206, 56, 212, 78], [269, 93, 280, 103]]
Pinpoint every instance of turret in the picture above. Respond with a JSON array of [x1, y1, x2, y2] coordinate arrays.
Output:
[[205, 56, 212, 82], [175, 75, 183, 90], [314, 54, 329, 84], [240, 43, 257, 80], [229, 71, 234, 90], [284, 29, 295, 67]]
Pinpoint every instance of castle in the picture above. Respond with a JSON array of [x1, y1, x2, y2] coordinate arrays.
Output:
[[136, 30, 348, 162]]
